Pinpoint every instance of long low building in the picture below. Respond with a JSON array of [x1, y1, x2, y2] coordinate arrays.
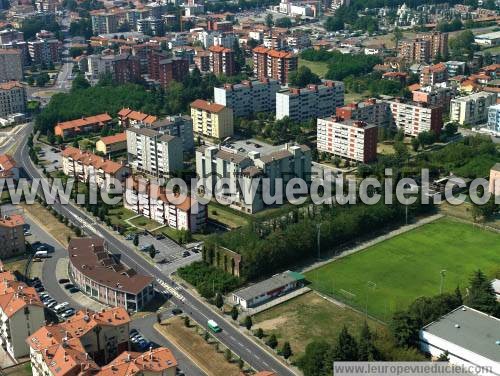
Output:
[[54, 113, 112, 139], [231, 270, 305, 309], [420, 306, 500, 376], [68, 238, 155, 312]]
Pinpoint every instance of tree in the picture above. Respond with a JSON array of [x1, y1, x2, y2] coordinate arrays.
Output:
[[27, 76, 34, 86], [204, 330, 210, 341], [214, 293, 224, 309], [35, 73, 50, 87], [47, 131, 55, 144], [288, 66, 321, 88], [411, 137, 420, 152], [325, 16, 344, 31], [183, 316, 190, 327], [392, 27, 403, 50], [133, 234, 139, 247], [297, 341, 334, 376], [275, 17, 292, 28], [72, 73, 90, 91], [255, 327, 264, 338], [244, 316, 253, 330], [238, 357, 244, 369], [266, 334, 278, 349], [281, 341, 292, 359], [225, 348, 232, 361], [230, 306, 239, 321], [437, 351, 449, 361], [265, 13, 274, 28], [390, 312, 420, 348], [465, 270, 498, 316], [333, 326, 358, 361], [358, 322, 379, 361]]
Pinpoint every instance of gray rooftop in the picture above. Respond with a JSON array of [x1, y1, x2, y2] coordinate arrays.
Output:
[[232, 271, 305, 301], [127, 127, 159, 138], [422, 306, 500, 362]]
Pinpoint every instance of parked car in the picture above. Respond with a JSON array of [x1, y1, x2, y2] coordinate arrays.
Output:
[[69, 287, 80, 293], [155, 234, 165, 240], [61, 308, 75, 318], [47, 301, 58, 309], [182, 251, 190, 258], [35, 286, 45, 292], [129, 329, 138, 337], [54, 302, 69, 313], [58, 278, 70, 284], [171, 307, 183, 315], [64, 284, 74, 290], [125, 234, 135, 241]]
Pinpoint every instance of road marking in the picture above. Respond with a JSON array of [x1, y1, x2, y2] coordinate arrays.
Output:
[[155, 278, 185, 302]]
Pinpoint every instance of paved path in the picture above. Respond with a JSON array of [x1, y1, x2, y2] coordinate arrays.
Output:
[[301, 213, 444, 273]]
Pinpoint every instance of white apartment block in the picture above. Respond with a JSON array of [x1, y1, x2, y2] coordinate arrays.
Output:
[[214, 78, 281, 118], [126, 127, 183, 177], [124, 177, 207, 232], [276, 81, 344, 122], [450, 91, 497, 126], [0, 264, 45, 359], [61, 147, 131, 189], [0, 81, 26, 118], [196, 144, 311, 213], [488, 104, 500, 135], [317, 118, 378, 163], [386, 99, 443, 137]]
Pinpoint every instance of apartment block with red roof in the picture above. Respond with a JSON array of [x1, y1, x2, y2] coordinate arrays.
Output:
[[209, 45, 235, 76], [0, 81, 26, 118], [190, 99, 233, 139], [96, 132, 127, 155], [124, 176, 207, 232], [420, 63, 448, 86], [61, 147, 131, 189], [0, 213, 26, 258], [0, 263, 45, 358], [252, 46, 298, 84], [118, 108, 158, 128], [386, 98, 443, 137], [54, 113, 112, 139], [336, 98, 390, 128]]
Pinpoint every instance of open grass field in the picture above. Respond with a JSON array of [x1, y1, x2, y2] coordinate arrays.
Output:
[[298, 58, 329, 78], [305, 218, 500, 321], [253, 292, 387, 361], [208, 203, 249, 229]]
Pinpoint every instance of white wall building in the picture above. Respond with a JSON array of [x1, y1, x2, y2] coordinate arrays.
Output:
[[487, 104, 500, 135], [450, 92, 497, 126], [214, 78, 281, 118], [0, 81, 26, 117], [420, 306, 500, 376], [276, 80, 344, 122]]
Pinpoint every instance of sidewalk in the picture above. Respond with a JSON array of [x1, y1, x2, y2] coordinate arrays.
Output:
[[301, 213, 444, 273]]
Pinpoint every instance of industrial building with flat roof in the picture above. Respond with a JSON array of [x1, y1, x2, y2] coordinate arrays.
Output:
[[420, 306, 500, 376]]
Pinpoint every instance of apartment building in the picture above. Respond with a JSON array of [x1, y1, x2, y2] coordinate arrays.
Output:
[[28, 38, 61, 65], [118, 108, 157, 128], [86, 53, 141, 83], [317, 117, 378, 163], [420, 63, 448, 86], [61, 147, 131, 189], [252, 46, 298, 84], [96, 132, 127, 154], [126, 127, 183, 177], [209, 45, 235, 76], [27, 307, 130, 373], [335, 98, 390, 128], [0, 263, 45, 359], [196, 143, 311, 213], [90, 10, 121, 34], [0, 81, 26, 118], [194, 51, 210, 72], [0, 154, 19, 180], [0, 49, 23, 82], [190, 99, 233, 139], [398, 32, 448, 63], [157, 57, 189, 88], [54, 113, 112, 139], [487, 104, 500, 135], [68, 238, 154, 312], [450, 92, 496, 126], [276, 81, 345, 122], [0, 29, 24, 45], [124, 177, 207, 232], [213, 78, 281, 118], [444, 60, 466, 77], [137, 17, 164, 36], [413, 84, 456, 111], [386, 99, 443, 136], [0, 213, 26, 258]]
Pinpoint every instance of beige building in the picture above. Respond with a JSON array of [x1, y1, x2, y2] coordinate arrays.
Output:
[[490, 163, 500, 196], [450, 92, 497, 126], [0, 214, 26, 258], [96, 132, 127, 154], [0, 262, 45, 359], [61, 146, 131, 189], [0, 50, 23, 82], [0, 81, 26, 118], [190, 99, 233, 139]]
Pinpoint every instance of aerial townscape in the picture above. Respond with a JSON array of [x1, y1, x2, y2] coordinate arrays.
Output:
[[0, 0, 500, 374]]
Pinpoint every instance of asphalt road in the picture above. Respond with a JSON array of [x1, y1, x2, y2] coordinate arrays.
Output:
[[15, 124, 296, 375]]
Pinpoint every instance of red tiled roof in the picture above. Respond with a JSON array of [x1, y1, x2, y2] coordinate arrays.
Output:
[[190, 99, 226, 113], [55, 114, 112, 131], [99, 132, 126, 145]]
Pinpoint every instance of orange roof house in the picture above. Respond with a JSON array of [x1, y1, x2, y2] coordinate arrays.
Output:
[[118, 108, 157, 127], [190, 99, 226, 113], [54, 113, 112, 139], [96, 132, 127, 154]]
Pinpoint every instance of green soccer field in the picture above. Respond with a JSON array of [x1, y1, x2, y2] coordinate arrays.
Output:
[[305, 218, 500, 321]]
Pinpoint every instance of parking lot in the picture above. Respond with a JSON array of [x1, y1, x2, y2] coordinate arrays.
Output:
[[128, 232, 202, 274], [37, 143, 62, 173]]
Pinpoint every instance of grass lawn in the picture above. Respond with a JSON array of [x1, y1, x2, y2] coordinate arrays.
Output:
[[298, 58, 329, 78], [305, 218, 500, 321], [107, 206, 136, 229], [208, 203, 249, 229], [129, 215, 161, 231], [344, 90, 371, 104], [253, 292, 387, 361]]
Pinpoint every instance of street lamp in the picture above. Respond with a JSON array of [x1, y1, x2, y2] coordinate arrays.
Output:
[[316, 223, 321, 260], [440, 270, 447, 294], [365, 281, 377, 318]]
